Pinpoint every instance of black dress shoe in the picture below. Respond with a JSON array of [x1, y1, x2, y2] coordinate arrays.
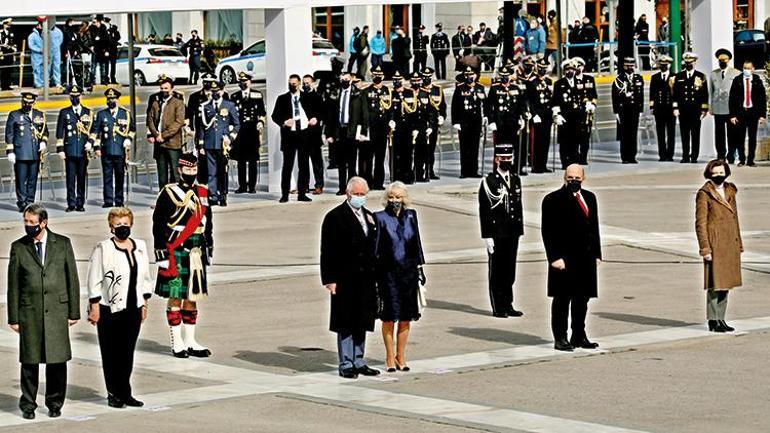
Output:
[[719, 320, 735, 332], [470, 173, 483, 178], [747, 161, 756, 167], [102, 203, 114, 208], [279, 196, 289, 203], [219, 198, 228, 207], [234, 187, 247, 194], [297, 195, 312, 202], [690, 159, 699, 164], [679, 159, 689, 164], [65, 206, 75, 212], [335, 190, 346, 196], [108, 395, 126, 408], [187, 347, 212, 358], [357, 365, 381, 376], [76, 206, 85, 212], [22, 411, 35, 420], [543, 168, 553, 173], [48, 408, 62, 418], [172, 349, 189, 358], [339, 368, 358, 379], [124, 397, 144, 407], [507, 308, 524, 317], [708, 320, 718, 331], [554, 339, 574, 351], [492, 311, 508, 318], [570, 338, 599, 349], [429, 173, 440, 180]]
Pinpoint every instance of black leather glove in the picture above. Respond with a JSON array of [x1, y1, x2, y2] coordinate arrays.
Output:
[[418, 266, 426, 286]]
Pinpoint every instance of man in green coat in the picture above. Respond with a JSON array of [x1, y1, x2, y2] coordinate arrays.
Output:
[[7, 203, 80, 420]]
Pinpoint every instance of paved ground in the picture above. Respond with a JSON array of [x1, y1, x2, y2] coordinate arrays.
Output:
[[0, 153, 767, 432]]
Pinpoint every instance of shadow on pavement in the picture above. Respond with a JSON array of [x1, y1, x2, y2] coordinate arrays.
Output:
[[449, 327, 550, 346], [593, 312, 698, 328], [427, 300, 491, 317], [234, 346, 383, 373]]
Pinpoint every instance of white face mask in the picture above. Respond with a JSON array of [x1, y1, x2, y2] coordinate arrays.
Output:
[[743, 69, 753, 77]]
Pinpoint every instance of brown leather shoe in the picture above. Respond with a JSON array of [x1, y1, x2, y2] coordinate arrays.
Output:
[[312, 187, 323, 195]]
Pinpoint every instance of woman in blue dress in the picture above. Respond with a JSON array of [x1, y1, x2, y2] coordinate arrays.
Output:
[[374, 182, 426, 372]]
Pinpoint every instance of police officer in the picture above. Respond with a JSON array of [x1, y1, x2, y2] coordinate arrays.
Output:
[[413, 25, 429, 74], [673, 52, 709, 163], [195, 80, 240, 206], [478, 143, 524, 318], [389, 71, 416, 184], [574, 57, 597, 165], [55, 85, 92, 212], [529, 58, 554, 173], [361, 66, 392, 189], [649, 55, 676, 161], [4, 93, 49, 212], [231, 72, 266, 194], [430, 23, 450, 80], [91, 88, 135, 207], [611, 57, 644, 164], [183, 30, 204, 85], [416, 67, 446, 181], [452, 67, 486, 178], [318, 57, 344, 169], [486, 66, 528, 175], [552, 59, 582, 169], [0, 18, 17, 91]]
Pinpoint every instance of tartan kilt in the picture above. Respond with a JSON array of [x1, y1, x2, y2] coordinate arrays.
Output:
[[155, 233, 209, 300]]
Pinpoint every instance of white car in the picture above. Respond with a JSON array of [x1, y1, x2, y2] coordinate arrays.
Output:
[[116, 44, 189, 86], [216, 37, 339, 85]]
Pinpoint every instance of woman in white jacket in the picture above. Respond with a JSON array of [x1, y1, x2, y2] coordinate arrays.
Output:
[[86, 207, 154, 409]]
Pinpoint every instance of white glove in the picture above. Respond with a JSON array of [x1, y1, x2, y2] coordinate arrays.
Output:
[[7, 153, 16, 164], [388, 120, 396, 130], [585, 102, 596, 113], [459, 49, 464, 56], [426, 128, 433, 136], [438, 116, 445, 126], [58, 152, 66, 160], [518, 119, 525, 131], [484, 238, 495, 254], [482, 117, 489, 126], [525, 112, 532, 121], [156, 260, 169, 269], [257, 122, 264, 131], [39, 142, 47, 152], [488, 123, 497, 132], [452, 124, 462, 131], [223, 137, 231, 147], [553, 114, 566, 126], [199, 148, 206, 155], [533, 115, 542, 124], [184, 126, 194, 135], [123, 139, 132, 149], [412, 130, 419, 139], [615, 114, 621, 124], [85, 142, 93, 152]]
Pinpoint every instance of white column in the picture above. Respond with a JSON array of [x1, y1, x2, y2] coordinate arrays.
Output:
[[755, 1, 767, 30], [691, 0, 733, 159], [265, 7, 313, 194], [243, 10, 266, 44], [172, 12, 205, 37]]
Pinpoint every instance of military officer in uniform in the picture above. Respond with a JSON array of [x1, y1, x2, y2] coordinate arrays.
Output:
[[611, 57, 645, 164], [478, 143, 524, 318], [574, 57, 598, 165], [416, 67, 446, 181], [673, 52, 709, 163], [182, 30, 204, 85], [413, 25, 429, 74], [91, 88, 135, 208], [649, 55, 676, 161], [430, 23, 450, 80], [185, 73, 218, 184], [195, 81, 240, 206], [486, 66, 528, 175], [452, 67, 486, 178], [710, 49, 740, 161], [388, 71, 417, 184], [318, 57, 344, 170], [55, 85, 92, 212], [361, 66, 392, 189], [231, 72, 266, 194], [4, 93, 49, 212], [529, 58, 554, 173], [552, 60, 582, 169], [1, 18, 17, 90]]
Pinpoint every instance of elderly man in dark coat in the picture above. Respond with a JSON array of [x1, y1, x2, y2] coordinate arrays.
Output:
[[541, 164, 601, 352], [7, 204, 80, 420], [320, 176, 380, 379]]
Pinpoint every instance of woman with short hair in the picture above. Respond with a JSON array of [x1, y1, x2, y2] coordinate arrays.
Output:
[[86, 207, 154, 408]]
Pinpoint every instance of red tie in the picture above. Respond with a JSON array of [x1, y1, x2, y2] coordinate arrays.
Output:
[[576, 192, 589, 217], [745, 78, 751, 108]]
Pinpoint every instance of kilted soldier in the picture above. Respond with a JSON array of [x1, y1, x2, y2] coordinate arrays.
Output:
[[55, 85, 92, 212], [673, 52, 709, 163], [361, 66, 392, 189], [478, 143, 524, 318], [5, 93, 49, 212], [529, 59, 554, 173], [552, 59, 582, 169], [389, 71, 417, 184], [231, 72, 266, 194], [195, 80, 240, 206], [486, 66, 528, 175], [153, 152, 213, 358], [91, 88, 135, 208], [451, 67, 487, 178], [649, 55, 676, 161], [574, 57, 597, 165], [611, 57, 644, 164], [415, 67, 446, 181]]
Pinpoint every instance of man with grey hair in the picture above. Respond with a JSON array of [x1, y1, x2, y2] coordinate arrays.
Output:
[[320, 177, 380, 378], [7, 204, 80, 419]]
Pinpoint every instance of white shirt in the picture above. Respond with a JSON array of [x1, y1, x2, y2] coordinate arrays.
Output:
[[290, 91, 309, 131], [574, 191, 589, 213], [159, 95, 172, 133], [339, 88, 351, 125], [73, 105, 81, 116], [714, 182, 726, 200], [347, 201, 368, 235], [34, 230, 48, 263]]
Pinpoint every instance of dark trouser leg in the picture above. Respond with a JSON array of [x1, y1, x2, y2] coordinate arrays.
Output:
[[690, 114, 702, 161], [308, 130, 324, 189], [337, 136, 350, 191], [460, 123, 481, 176], [75, 157, 87, 207], [102, 156, 115, 205], [533, 116, 552, 171], [65, 158, 77, 207], [394, 130, 413, 183], [216, 151, 228, 199], [13, 160, 24, 207], [578, 115, 591, 164], [281, 143, 298, 197], [109, 59, 117, 84], [157, 149, 170, 188], [357, 140, 373, 185], [621, 111, 639, 162], [99, 60, 109, 84], [206, 151, 219, 201], [369, 126, 387, 188], [297, 138, 310, 196], [679, 115, 691, 161], [346, 138, 358, 181], [117, 308, 141, 399], [347, 55, 357, 74], [43, 363, 67, 412], [26, 160, 39, 204], [734, 118, 747, 164], [237, 160, 247, 189], [655, 113, 670, 160], [665, 114, 677, 160], [488, 236, 518, 313], [557, 124, 571, 169], [20, 364, 39, 412], [427, 126, 438, 176], [247, 159, 258, 190], [570, 296, 589, 341], [413, 133, 427, 181], [746, 115, 759, 164], [97, 304, 118, 398], [113, 156, 125, 206], [550, 296, 570, 341], [336, 330, 355, 371], [713, 114, 728, 160]]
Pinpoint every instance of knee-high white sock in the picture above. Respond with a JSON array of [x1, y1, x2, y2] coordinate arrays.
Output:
[[170, 325, 185, 353]]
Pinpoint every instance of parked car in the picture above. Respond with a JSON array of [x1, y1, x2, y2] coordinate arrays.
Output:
[[215, 37, 338, 85], [734, 29, 768, 70], [115, 44, 189, 86]]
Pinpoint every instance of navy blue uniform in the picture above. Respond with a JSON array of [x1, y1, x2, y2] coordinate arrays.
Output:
[[90, 107, 136, 206], [195, 99, 240, 202], [5, 109, 49, 208], [56, 105, 93, 208]]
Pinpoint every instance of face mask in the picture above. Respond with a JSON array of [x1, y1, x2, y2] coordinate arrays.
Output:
[[349, 195, 366, 209], [500, 75, 510, 84], [565, 71, 575, 78], [393, 81, 403, 89], [302, 84, 311, 92], [567, 179, 582, 193], [498, 161, 512, 172], [181, 173, 197, 185], [411, 82, 420, 89], [660, 65, 669, 72], [625, 67, 634, 74], [25, 224, 42, 238], [239, 82, 249, 91], [373, 76, 383, 84], [524, 65, 534, 74], [387, 200, 403, 212], [466, 76, 474, 84], [718, 61, 728, 69], [422, 78, 431, 86], [70, 96, 80, 106], [538, 68, 547, 76], [161, 91, 171, 99], [685, 64, 694, 70], [21, 104, 33, 112], [113, 225, 131, 241], [340, 80, 351, 89], [743, 69, 752, 77], [106, 100, 117, 109], [711, 175, 726, 185], [212, 92, 222, 101]]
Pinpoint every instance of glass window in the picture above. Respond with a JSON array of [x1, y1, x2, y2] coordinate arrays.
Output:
[[244, 41, 265, 55], [206, 10, 243, 42], [137, 12, 172, 40], [312, 39, 336, 50], [117, 47, 142, 60], [148, 48, 184, 57]]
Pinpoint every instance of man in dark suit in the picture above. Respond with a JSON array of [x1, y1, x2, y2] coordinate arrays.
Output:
[[7, 204, 80, 419], [320, 177, 380, 379], [390, 27, 412, 77], [649, 55, 676, 161], [302, 74, 326, 194], [270, 74, 319, 203], [611, 57, 645, 164], [729, 60, 767, 167], [541, 164, 602, 352], [231, 72, 266, 194], [451, 26, 470, 72]]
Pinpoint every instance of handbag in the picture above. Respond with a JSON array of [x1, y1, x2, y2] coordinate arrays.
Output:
[[417, 284, 428, 313]]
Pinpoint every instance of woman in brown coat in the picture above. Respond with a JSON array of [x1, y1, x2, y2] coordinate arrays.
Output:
[[695, 159, 743, 333]]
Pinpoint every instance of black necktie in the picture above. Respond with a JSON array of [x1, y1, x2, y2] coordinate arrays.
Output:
[[35, 241, 43, 262]]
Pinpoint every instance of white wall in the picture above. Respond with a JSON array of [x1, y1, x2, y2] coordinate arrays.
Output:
[[243, 9, 266, 43], [172, 11, 205, 38]]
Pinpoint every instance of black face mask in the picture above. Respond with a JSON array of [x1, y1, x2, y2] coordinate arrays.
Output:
[[538, 67, 547, 76], [659, 65, 669, 72], [302, 84, 311, 92], [113, 225, 131, 241], [711, 175, 726, 185], [393, 81, 403, 89], [624, 67, 634, 74], [498, 161, 512, 172], [340, 80, 351, 89], [387, 200, 403, 212], [373, 76, 383, 84], [411, 82, 420, 89], [565, 71, 575, 79], [212, 92, 222, 100], [70, 96, 80, 106], [181, 173, 197, 185], [500, 76, 509, 84], [21, 104, 33, 112], [239, 82, 249, 91], [466, 76, 474, 84], [422, 78, 432, 86], [524, 66, 534, 74], [685, 64, 694, 71], [25, 224, 42, 238], [288, 84, 298, 93], [567, 180, 582, 193], [718, 61, 728, 70], [106, 100, 117, 109]]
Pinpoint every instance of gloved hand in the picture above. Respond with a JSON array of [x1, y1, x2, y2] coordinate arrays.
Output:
[[453, 124, 462, 131], [525, 112, 532, 121], [199, 148, 206, 155], [156, 260, 169, 269], [518, 119, 525, 131], [482, 117, 489, 126], [207, 247, 214, 265], [388, 120, 396, 130], [257, 122, 264, 131], [533, 115, 542, 124], [223, 137, 231, 148], [484, 238, 495, 254], [412, 130, 419, 139], [184, 126, 194, 135], [85, 142, 93, 152], [438, 116, 445, 126], [488, 123, 497, 132], [58, 152, 66, 160], [7, 153, 16, 164], [38, 142, 47, 152], [615, 114, 621, 124], [418, 266, 427, 286], [585, 102, 596, 113], [123, 139, 132, 149], [553, 114, 566, 126], [426, 128, 433, 136]]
